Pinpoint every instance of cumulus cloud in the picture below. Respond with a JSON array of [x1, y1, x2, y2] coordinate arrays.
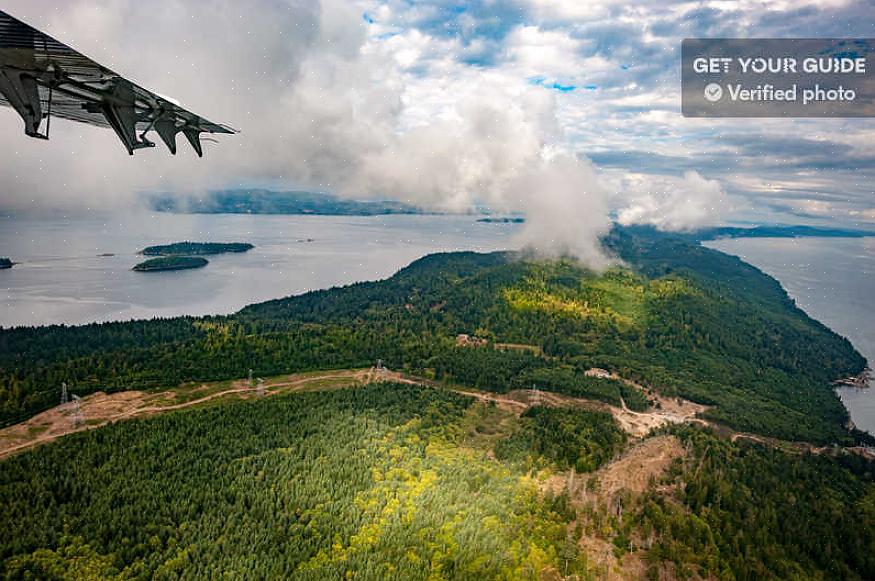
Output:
[[1, 0, 326, 208], [0, 0, 617, 265], [616, 171, 732, 231], [5, 0, 875, 256], [510, 151, 613, 267]]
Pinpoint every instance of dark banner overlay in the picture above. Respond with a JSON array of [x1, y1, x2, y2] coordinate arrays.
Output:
[[682, 39, 875, 117]]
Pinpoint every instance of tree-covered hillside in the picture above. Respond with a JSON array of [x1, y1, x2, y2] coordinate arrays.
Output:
[[635, 426, 875, 579], [1, 383, 872, 580], [0, 384, 593, 579], [0, 230, 867, 444]]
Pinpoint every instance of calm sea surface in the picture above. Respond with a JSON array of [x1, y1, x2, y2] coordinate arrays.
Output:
[[707, 237, 875, 435], [2, 215, 872, 433], [0, 213, 520, 327]]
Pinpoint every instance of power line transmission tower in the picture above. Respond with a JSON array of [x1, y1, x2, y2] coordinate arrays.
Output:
[[71, 394, 83, 427], [248, 368, 254, 388], [532, 383, 541, 406], [60, 382, 68, 405], [256, 378, 265, 398]]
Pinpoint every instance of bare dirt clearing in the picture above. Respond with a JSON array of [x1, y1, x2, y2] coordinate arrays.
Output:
[[0, 366, 710, 460], [596, 435, 685, 497], [447, 383, 707, 439], [0, 369, 374, 460], [613, 394, 708, 438], [0, 391, 149, 460]]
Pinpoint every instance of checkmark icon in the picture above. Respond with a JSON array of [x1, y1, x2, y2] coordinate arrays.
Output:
[[704, 83, 723, 102]]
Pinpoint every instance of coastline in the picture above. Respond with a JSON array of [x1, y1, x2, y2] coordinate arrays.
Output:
[[835, 368, 872, 389], [705, 236, 875, 435]]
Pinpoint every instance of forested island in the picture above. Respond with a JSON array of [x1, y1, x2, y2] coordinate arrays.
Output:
[[0, 258, 13, 269], [132, 256, 209, 272], [477, 216, 526, 223], [140, 241, 254, 256], [147, 190, 428, 216], [1, 227, 873, 579]]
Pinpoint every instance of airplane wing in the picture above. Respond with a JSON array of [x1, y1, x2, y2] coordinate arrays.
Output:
[[0, 9, 236, 156]]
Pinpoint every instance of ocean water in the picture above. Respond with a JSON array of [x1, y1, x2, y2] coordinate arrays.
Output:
[[707, 237, 875, 435], [0, 213, 520, 327]]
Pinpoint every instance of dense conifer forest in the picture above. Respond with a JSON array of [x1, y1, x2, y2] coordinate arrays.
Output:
[[1, 230, 867, 444], [1, 229, 874, 578], [1, 384, 589, 579], [1, 384, 873, 579], [139, 242, 254, 256]]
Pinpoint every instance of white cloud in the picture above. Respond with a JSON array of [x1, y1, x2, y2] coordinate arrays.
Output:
[[0, 0, 619, 265], [3, 0, 875, 238], [617, 171, 732, 231], [504, 25, 585, 78], [511, 151, 613, 267]]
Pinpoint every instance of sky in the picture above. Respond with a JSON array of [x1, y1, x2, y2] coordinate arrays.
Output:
[[2, 0, 875, 254]]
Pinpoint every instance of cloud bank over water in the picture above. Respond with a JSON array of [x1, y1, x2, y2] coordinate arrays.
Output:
[[617, 171, 736, 232], [2, 0, 875, 264], [0, 0, 618, 264]]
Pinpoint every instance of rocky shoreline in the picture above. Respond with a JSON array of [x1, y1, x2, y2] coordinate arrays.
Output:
[[835, 368, 871, 389]]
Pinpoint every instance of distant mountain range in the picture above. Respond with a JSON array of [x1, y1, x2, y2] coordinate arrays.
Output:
[[146, 190, 433, 216]]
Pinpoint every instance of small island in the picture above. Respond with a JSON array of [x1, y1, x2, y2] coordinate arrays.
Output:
[[140, 242, 254, 256], [132, 256, 209, 272], [0, 258, 14, 270], [477, 217, 525, 224]]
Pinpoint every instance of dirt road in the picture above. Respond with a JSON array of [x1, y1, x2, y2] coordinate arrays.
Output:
[[1, 367, 710, 460], [0, 369, 373, 460]]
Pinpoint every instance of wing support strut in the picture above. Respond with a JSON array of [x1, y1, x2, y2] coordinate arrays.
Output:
[[182, 127, 204, 158], [84, 79, 154, 155], [0, 67, 45, 138], [154, 118, 179, 155]]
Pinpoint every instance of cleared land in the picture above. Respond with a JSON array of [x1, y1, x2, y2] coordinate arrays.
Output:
[[0, 367, 707, 460], [10, 365, 859, 466], [0, 369, 372, 460]]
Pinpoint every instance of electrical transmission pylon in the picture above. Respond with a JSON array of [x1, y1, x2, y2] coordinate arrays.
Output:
[[248, 368, 254, 388], [374, 359, 388, 380], [256, 378, 265, 398], [532, 384, 541, 406], [71, 394, 83, 427], [60, 382, 68, 405]]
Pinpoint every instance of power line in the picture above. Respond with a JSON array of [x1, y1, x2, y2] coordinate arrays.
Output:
[[70, 394, 83, 427]]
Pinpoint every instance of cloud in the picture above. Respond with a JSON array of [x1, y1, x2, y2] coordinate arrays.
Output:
[[4, 0, 875, 243], [850, 208, 875, 222], [0, 0, 616, 266], [617, 171, 733, 231], [511, 151, 613, 267], [1, 0, 326, 208]]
